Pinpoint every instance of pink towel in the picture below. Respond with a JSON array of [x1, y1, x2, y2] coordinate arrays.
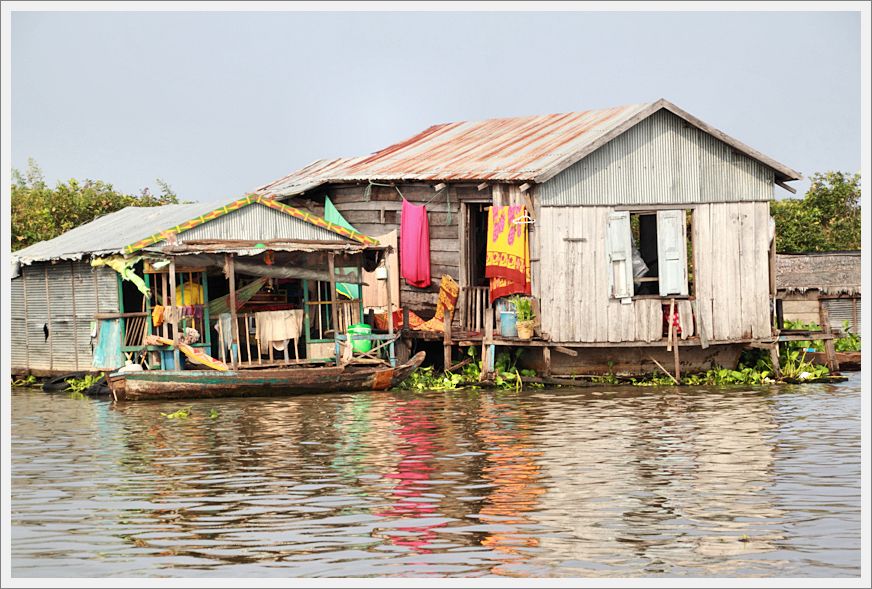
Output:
[[400, 199, 431, 288]]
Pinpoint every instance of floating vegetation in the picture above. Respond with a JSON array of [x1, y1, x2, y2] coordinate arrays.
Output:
[[161, 407, 192, 420], [209, 408, 220, 419], [11, 375, 37, 387], [66, 374, 103, 395]]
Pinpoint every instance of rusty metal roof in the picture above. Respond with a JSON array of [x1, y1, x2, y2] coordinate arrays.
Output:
[[257, 99, 800, 197]]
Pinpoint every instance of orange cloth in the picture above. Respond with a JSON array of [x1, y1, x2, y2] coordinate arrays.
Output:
[[151, 305, 165, 327], [486, 205, 531, 304], [413, 274, 460, 332], [372, 275, 459, 333]]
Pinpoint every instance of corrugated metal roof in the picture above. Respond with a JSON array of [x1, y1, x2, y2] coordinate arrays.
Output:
[[12, 202, 220, 265], [256, 99, 800, 196], [13, 194, 381, 267]]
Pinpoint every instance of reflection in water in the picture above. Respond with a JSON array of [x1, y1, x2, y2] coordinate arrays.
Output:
[[10, 375, 861, 578]]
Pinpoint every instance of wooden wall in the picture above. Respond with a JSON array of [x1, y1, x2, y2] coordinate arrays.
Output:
[[296, 183, 462, 315], [538, 201, 772, 344]]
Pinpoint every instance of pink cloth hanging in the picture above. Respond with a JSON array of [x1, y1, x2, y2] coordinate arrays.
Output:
[[400, 198, 431, 288]]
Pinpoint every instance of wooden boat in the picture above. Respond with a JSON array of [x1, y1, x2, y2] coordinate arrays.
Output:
[[107, 351, 426, 402], [807, 351, 861, 372]]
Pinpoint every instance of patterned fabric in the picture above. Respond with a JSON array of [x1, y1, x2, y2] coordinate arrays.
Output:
[[413, 274, 460, 332], [485, 205, 531, 304]]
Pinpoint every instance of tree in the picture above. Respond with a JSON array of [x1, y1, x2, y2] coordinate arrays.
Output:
[[11, 159, 181, 251], [771, 171, 861, 253]]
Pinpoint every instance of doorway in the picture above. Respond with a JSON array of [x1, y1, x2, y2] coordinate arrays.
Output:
[[465, 202, 490, 287]]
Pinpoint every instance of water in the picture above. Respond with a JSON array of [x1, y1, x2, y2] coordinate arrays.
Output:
[[10, 374, 862, 578]]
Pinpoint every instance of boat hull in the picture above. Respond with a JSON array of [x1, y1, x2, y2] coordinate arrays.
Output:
[[108, 352, 426, 401]]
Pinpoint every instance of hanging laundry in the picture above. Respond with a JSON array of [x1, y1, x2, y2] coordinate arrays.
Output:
[[412, 274, 460, 332], [400, 198, 431, 288], [151, 305, 165, 327], [176, 281, 204, 305], [485, 205, 531, 304], [91, 255, 150, 298], [324, 196, 361, 300]]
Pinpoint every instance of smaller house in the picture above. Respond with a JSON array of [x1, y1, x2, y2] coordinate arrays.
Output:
[[776, 251, 861, 334], [10, 194, 387, 376]]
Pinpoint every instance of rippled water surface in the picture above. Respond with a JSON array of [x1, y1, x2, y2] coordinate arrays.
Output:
[[11, 374, 862, 577]]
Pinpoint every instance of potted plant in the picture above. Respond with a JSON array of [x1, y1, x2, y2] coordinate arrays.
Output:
[[510, 296, 535, 340]]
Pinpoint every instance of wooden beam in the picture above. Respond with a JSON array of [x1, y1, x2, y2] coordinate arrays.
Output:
[[168, 259, 181, 371], [477, 182, 489, 192], [776, 180, 797, 194], [226, 254, 239, 370], [553, 346, 578, 357], [649, 355, 679, 385], [384, 252, 396, 367], [819, 302, 839, 372], [328, 253, 341, 366], [519, 183, 531, 193], [672, 327, 681, 381], [434, 183, 447, 192], [542, 346, 552, 377]]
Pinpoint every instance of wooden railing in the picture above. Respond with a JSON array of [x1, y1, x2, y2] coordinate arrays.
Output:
[[460, 286, 490, 333]]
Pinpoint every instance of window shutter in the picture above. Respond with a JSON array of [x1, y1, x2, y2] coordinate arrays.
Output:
[[607, 211, 633, 299], [657, 210, 688, 296]]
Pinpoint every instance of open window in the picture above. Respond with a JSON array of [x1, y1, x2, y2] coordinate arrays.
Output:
[[608, 209, 690, 299]]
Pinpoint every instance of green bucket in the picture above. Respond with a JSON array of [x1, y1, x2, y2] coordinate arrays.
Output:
[[347, 323, 373, 354]]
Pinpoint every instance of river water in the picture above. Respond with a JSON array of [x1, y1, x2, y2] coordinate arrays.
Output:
[[10, 374, 862, 578]]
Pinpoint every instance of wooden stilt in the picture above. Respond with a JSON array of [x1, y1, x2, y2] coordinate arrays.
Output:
[[666, 298, 675, 352], [769, 343, 782, 378], [543, 346, 552, 377], [168, 260, 181, 371], [672, 328, 681, 382], [384, 248, 396, 367], [226, 254, 239, 370], [443, 316, 452, 372], [328, 253, 341, 366], [819, 302, 839, 372]]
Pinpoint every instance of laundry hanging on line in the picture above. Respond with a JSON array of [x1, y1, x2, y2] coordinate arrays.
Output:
[[485, 204, 531, 304], [400, 198, 431, 288]]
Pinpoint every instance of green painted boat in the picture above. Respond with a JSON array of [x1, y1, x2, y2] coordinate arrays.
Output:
[[107, 351, 426, 402]]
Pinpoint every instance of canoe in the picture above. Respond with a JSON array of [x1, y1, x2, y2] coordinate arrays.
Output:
[[806, 351, 861, 372], [107, 351, 426, 402]]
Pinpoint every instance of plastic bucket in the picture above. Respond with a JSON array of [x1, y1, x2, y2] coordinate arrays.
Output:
[[500, 311, 518, 337], [347, 323, 373, 354]]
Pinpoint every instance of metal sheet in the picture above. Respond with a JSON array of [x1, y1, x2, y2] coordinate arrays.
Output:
[[540, 110, 775, 206], [168, 203, 339, 243]]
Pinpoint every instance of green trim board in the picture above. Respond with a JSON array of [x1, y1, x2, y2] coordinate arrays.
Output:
[[123, 193, 380, 254]]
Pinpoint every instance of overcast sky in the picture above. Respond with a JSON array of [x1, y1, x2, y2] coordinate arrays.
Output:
[[11, 10, 861, 202]]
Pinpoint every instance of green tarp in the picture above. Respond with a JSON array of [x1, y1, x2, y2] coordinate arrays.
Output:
[[324, 197, 360, 300]]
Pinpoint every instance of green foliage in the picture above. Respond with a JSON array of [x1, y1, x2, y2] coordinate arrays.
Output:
[[835, 321, 861, 352], [11, 159, 181, 250], [771, 171, 861, 253], [209, 408, 220, 419], [11, 375, 37, 387], [66, 374, 103, 395], [397, 346, 540, 392], [161, 407, 192, 420], [509, 296, 535, 322]]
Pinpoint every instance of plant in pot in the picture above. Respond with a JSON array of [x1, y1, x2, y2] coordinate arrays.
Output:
[[510, 296, 535, 340]]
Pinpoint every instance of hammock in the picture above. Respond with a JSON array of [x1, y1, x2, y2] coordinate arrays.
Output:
[[207, 277, 267, 317]]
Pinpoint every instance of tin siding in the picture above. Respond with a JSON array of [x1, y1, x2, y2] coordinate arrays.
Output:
[[174, 203, 340, 243], [540, 110, 775, 206], [12, 261, 118, 372]]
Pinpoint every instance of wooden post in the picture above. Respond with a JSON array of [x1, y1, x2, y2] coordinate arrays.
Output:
[[443, 317, 452, 372], [161, 272, 169, 338], [819, 302, 839, 372], [384, 249, 396, 367], [776, 298, 784, 330], [328, 253, 341, 366], [543, 346, 552, 377], [769, 343, 782, 378], [226, 254, 239, 370], [691, 299, 709, 349], [480, 306, 494, 382], [672, 327, 681, 382], [666, 298, 675, 352], [168, 259, 181, 371]]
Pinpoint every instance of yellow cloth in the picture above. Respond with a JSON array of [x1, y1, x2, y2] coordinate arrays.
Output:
[[151, 305, 164, 327], [485, 205, 531, 303], [143, 334, 229, 371], [176, 282, 204, 305], [413, 274, 460, 332]]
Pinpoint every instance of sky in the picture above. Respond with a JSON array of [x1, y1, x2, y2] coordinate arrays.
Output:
[[11, 9, 862, 202]]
